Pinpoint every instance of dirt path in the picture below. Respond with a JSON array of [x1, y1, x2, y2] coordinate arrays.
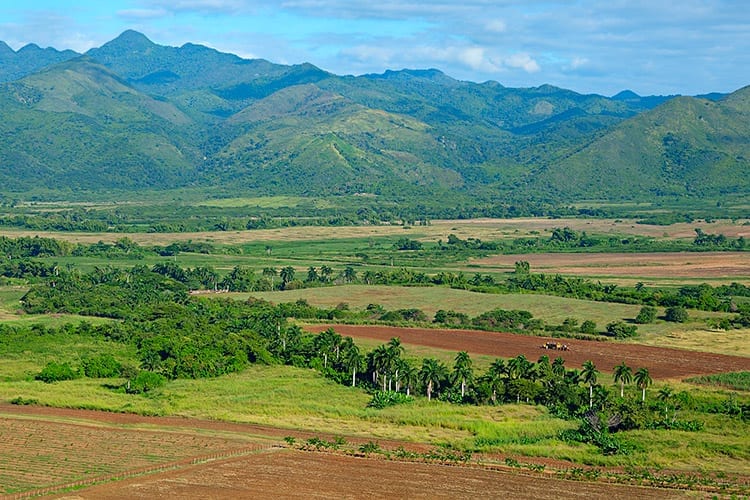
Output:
[[307, 324, 750, 379]]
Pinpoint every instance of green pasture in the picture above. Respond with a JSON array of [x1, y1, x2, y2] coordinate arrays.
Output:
[[197, 196, 337, 209]]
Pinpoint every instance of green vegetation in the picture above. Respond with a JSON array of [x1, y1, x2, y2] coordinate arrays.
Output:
[[685, 372, 750, 392]]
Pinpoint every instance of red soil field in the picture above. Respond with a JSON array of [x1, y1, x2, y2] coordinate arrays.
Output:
[[62, 448, 689, 500], [307, 324, 750, 379], [471, 251, 750, 278]]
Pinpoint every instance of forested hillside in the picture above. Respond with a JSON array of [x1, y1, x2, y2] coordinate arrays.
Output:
[[0, 30, 746, 207]]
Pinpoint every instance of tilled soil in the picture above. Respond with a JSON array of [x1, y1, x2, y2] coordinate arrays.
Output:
[[53, 449, 691, 500], [471, 251, 750, 278], [306, 324, 750, 379]]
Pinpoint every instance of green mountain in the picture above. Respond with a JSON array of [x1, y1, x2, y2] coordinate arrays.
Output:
[[0, 30, 746, 207], [0, 58, 200, 192], [0, 42, 78, 83], [532, 86, 750, 199]]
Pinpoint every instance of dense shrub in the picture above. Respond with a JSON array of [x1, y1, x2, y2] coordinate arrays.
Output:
[[81, 354, 122, 378], [126, 371, 166, 394], [635, 306, 657, 324], [605, 321, 638, 339], [35, 361, 79, 383], [664, 306, 689, 323]]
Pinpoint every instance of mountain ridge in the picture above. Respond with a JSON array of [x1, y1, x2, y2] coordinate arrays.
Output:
[[0, 30, 746, 206]]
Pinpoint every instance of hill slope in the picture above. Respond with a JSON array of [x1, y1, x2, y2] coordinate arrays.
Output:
[[0, 59, 200, 192], [533, 86, 750, 199]]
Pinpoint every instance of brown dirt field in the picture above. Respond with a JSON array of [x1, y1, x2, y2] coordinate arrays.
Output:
[[472, 251, 750, 278], [56, 449, 691, 500], [307, 325, 750, 379], [2, 217, 747, 246]]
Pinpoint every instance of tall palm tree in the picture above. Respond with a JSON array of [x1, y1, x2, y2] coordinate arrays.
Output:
[[386, 338, 405, 391], [342, 344, 364, 387], [262, 267, 277, 289], [314, 328, 341, 369], [397, 359, 418, 396], [452, 351, 474, 398], [634, 367, 652, 402], [657, 385, 674, 419], [613, 361, 632, 398], [369, 344, 390, 391], [419, 358, 447, 401], [581, 360, 599, 408], [486, 358, 506, 404]]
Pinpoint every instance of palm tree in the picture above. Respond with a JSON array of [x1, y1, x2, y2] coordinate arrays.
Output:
[[551, 356, 566, 378], [581, 360, 599, 408], [343, 266, 357, 283], [320, 265, 333, 283], [342, 344, 364, 387], [369, 344, 390, 391], [634, 367, 652, 402], [397, 359, 418, 396], [262, 267, 277, 289], [419, 358, 447, 401], [507, 354, 532, 381], [306, 266, 319, 283], [314, 328, 341, 369], [279, 266, 295, 289], [486, 358, 506, 404], [452, 351, 474, 398], [386, 338, 405, 391], [536, 355, 553, 386], [613, 361, 632, 398], [657, 385, 674, 419]]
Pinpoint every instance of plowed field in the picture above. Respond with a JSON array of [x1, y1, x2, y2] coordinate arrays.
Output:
[[471, 251, 750, 278], [61, 449, 689, 500], [307, 325, 750, 379]]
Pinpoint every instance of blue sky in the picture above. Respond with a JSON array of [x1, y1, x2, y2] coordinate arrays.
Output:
[[1, 1, 748, 96]]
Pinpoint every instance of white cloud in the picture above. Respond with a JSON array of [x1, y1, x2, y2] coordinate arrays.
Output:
[[504, 53, 540, 73], [485, 19, 507, 33], [569, 56, 588, 69]]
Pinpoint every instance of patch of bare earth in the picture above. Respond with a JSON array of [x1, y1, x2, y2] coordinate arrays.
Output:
[[471, 251, 750, 278], [307, 325, 750, 379], [57, 449, 690, 500]]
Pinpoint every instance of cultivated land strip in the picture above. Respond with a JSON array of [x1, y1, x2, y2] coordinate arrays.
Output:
[[0, 406, 706, 499], [306, 325, 750, 379]]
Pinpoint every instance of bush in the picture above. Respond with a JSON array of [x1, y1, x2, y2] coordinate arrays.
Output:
[[35, 361, 79, 383], [605, 321, 638, 339], [634, 306, 657, 324], [126, 370, 166, 394], [81, 354, 122, 378], [579, 320, 597, 334], [664, 306, 689, 323], [367, 391, 413, 409]]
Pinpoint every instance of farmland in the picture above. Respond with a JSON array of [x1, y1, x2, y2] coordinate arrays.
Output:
[[0, 216, 748, 496]]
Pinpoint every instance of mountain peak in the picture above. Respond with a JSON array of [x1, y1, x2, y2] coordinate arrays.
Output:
[[0, 41, 14, 58], [612, 90, 641, 100], [104, 30, 155, 51]]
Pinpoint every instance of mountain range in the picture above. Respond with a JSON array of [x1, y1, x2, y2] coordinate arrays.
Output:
[[1, 30, 747, 206]]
